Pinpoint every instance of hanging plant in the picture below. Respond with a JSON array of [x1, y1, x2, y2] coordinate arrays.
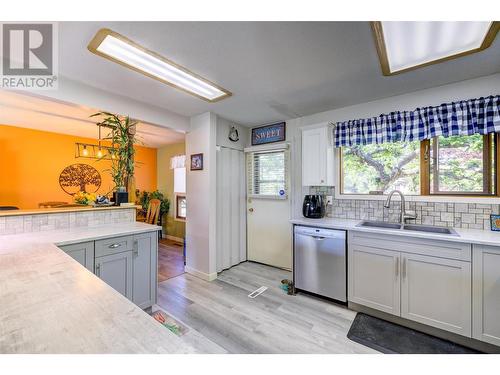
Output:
[[91, 112, 137, 191]]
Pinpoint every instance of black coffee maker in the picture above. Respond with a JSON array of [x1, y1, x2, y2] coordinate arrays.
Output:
[[302, 195, 326, 219]]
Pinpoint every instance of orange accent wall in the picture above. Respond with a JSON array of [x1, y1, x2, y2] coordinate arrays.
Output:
[[0, 124, 157, 209]]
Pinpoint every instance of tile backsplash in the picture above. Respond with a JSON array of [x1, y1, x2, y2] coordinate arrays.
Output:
[[309, 186, 499, 230], [0, 208, 136, 236]]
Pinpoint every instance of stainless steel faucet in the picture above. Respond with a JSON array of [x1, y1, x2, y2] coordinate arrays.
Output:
[[384, 190, 417, 224]]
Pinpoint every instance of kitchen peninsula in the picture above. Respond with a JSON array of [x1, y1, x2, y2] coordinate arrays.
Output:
[[0, 206, 193, 353]]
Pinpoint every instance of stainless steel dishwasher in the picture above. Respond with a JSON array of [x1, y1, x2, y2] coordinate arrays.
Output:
[[293, 225, 346, 302]]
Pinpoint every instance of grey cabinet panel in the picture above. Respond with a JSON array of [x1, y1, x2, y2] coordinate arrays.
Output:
[[473, 244, 500, 346], [95, 251, 133, 299], [348, 243, 401, 315], [58, 241, 94, 271], [95, 235, 133, 257], [132, 232, 158, 309], [401, 253, 471, 336]]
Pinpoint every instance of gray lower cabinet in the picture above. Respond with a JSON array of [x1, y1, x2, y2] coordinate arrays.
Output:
[[401, 253, 471, 336], [132, 232, 158, 309], [348, 245, 401, 316], [95, 250, 133, 299], [349, 231, 472, 338], [58, 241, 95, 271], [473, 244, 500, 346], [58, 231, 158, 309]]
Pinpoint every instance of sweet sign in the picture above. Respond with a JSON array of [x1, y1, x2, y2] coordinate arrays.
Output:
[[251, 122, 286, 146]]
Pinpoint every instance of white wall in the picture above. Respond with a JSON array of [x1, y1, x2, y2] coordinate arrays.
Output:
[[41, 76, 190, 132], [289, 73, 500, 217], [185, 112, 217, 281]]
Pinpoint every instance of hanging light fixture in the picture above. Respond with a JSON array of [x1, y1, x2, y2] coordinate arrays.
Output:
[[82, 145, 89, 156]]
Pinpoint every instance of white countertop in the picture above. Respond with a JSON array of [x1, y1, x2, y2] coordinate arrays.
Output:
[[291, 217, 500, 246], [0, 205, 140, 217], [0, 222, 195, 354]]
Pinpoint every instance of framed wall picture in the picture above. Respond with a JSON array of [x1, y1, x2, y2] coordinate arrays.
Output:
[[190, 153, 204, 171], [251, 122, 286, 146]]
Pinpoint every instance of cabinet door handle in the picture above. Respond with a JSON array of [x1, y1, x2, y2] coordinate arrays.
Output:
[[108, 243, 122, 249], [133, 240, 138, 256], [95, 263, 101, 277], [395, 259, 399, 277], [402, 258, 407, 279]]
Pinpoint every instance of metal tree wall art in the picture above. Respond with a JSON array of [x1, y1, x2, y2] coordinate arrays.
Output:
[[59, 164, 102, 195]]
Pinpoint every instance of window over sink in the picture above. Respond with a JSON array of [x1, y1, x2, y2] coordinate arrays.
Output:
[[340, 134, 498, 197]]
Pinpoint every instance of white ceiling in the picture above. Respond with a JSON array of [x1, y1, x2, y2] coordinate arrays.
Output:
[[0, 91, 185, 148], [57, 21, 500, 126]]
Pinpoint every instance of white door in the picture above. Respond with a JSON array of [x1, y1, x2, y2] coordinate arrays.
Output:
[[246, 148, 291, 270], [401, 253, 471, 336], [348, 245, 401, 316]]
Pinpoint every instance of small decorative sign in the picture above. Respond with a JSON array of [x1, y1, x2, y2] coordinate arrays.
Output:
[[190, 153, 204, 171], [228, 126, 239, 142], [251, 122, 286, 146], [490, 214, 500, 231]]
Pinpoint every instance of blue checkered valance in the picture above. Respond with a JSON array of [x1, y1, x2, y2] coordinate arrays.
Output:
[[333, 95, 500, 148]]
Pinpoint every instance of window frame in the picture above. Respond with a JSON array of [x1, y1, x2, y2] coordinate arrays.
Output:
[[175, 194, 186, 221], [247, 149, 289, 200], [339, 133, 500, 198]]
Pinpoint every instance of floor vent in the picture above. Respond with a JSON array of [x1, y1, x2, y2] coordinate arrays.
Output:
[[248, 286, 268, 298]]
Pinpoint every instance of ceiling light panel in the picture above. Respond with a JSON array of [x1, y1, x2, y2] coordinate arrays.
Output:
[[88, 29, 231, 102], [372, 21, 499, 75]]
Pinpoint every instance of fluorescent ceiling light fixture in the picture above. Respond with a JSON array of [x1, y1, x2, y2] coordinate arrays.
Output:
[[371, 21, 499, 75], [88, 28, 231, 102]]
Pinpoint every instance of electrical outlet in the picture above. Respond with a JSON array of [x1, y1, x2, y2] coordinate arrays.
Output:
[[326, 195, 333, 205]]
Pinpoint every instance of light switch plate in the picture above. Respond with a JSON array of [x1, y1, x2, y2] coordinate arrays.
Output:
[[326, 195, 333, 205]]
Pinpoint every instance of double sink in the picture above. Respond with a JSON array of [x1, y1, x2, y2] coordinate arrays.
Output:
[[356, 220, 459, 236]]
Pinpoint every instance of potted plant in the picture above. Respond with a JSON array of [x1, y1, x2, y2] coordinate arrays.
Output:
[[91, 112, 137, 204]]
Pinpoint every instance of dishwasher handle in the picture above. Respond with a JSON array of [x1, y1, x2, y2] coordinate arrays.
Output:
[[311, 236, 325, 241]]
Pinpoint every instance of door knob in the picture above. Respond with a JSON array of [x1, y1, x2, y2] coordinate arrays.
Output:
[[248, 208, 254, 212]]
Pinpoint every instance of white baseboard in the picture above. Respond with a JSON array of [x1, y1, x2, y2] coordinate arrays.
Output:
[[163, 234, 184, 243], [185, 266, 217, 281]]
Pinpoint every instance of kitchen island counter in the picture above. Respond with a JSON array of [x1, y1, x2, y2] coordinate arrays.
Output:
[[0, 222, 194, 354]]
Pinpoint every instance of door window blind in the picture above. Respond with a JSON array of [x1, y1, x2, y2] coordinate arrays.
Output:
[[247, 150, 288, 198]]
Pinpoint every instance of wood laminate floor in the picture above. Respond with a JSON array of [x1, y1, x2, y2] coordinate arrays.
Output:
[[158, 239, 185, 282], [156, 261, 376, 354]]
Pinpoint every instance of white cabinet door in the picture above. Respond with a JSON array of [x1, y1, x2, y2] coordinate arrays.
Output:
[[58, 241, 94, 272], [401, 253, 471, 336], [95, 251, 133, 299], [348, 245, 401, 315], [301, 126, 334, 186], [132, 232, 158, 309], [473, 244, 500, 346]]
